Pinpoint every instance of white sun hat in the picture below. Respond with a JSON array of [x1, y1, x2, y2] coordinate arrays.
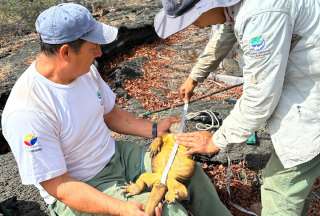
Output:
[[154, 0, 240, 39]]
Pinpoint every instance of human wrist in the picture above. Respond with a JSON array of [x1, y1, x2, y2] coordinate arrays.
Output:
[[189, 71, 205, 83], [116, 200, 127, 216], [207, 134, 220, 154], [212, 130, 228, 150], [187, 76, 198, 85]]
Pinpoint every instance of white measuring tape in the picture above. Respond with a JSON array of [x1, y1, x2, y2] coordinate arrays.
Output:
[[160, 102, 188, 184]]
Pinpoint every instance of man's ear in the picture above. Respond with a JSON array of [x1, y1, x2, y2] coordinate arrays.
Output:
[[59, 44, 72, 62]]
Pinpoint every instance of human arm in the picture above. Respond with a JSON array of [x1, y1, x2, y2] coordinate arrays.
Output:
[[180, 24, 237, 101], [41, 173, 148, 216], [104, 106, 179, 138], [91, 65, 178, 139], [213, 11, 293, 149], [178, 11, 293, 154], [2, 110, 148, 215]]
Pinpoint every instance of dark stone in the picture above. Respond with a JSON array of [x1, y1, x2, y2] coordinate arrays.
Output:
[[0, 196, 19, 216], [0, 129, 10, 155], [0, 51, 11, 59], [125, 98, 148, 114], [120, 56, 147, 78], [245, 153, 272, 170], [0, 196, 47, 216], [95, 0, 161, 71], [0, 153, 49, 215], [114, 87, 130, 99], [97, 25, 158, 69], [107, 56, 147, 97], [188, 111, 223, 126], [0, 91, 10, 111]]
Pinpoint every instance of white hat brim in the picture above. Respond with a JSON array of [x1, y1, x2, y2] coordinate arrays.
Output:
[[81, 21, 118, 44], [154, 0, 241, 39], [154, 8, 201, 39]]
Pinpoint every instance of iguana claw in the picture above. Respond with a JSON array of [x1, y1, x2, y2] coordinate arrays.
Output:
[[165, 190, 179, 203], [148, 137, 163, 157], [149, 147, 161, 158], [121, 182, 141, 196]]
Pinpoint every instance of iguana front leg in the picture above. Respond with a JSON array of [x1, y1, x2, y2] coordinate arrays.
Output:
[[148, 136, 163, 158], [122, 172, 160, 196]]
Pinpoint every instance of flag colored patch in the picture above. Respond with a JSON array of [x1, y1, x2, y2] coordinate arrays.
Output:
[[24, 134, 38, 147]]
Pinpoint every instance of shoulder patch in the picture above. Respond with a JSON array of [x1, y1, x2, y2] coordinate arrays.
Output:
[[24, 134, 38, 146], [244, 35, 271, 58], [250, 36, 265, 51], [24, 133, 42, 152], [97, 91, 103, 105]]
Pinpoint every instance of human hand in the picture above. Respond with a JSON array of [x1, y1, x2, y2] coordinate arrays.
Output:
[[155, 202, 163, 216], [175, 131, 220, 155], [179, 77, 198, 102], [157, 116, 180, 137], [119, 201, 148, 216]]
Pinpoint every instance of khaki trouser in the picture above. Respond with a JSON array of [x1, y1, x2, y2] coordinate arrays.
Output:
[[261, 151, 320, 216], [49, 140, 231, 216]]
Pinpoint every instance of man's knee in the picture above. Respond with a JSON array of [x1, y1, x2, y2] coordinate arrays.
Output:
[[261, 185, 307, 216], [162, 202, 188, 216]]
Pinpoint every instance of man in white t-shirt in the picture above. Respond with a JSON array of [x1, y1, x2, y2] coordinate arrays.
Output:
[[1, 3, 231, 216]]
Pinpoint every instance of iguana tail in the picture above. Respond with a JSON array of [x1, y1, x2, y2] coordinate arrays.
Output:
[[145, 183, 167, 216]]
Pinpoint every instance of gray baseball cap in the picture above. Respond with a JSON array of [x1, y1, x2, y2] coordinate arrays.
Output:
[[35, 3, 118, 44], [154, 0, 240, 39]]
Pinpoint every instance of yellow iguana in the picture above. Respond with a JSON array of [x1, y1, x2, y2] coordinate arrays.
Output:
[[123, 130, 196, 216]]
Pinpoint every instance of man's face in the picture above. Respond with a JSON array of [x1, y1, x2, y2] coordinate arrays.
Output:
[[68, 41, 102, 76]]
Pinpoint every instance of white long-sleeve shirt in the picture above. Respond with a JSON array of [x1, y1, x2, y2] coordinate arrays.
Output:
[[191, 0, 320, 168]]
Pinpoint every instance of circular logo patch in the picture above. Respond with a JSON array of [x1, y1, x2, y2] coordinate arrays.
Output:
[[250, 36, 265, 51]]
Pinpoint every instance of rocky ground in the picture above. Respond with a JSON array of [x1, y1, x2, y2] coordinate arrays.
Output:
[[0, 1, 319, 216]]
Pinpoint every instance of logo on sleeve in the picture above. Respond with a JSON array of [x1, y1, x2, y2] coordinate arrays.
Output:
[[250, 36, 265, 51], [245, 35, 270, 58], [24, 134, 42, 152], [97, 91, 103, 105]]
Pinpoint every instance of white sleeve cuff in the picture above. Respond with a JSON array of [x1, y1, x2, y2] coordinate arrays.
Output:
[[189, 73, 206, 83], [213, 129, 229, 150]]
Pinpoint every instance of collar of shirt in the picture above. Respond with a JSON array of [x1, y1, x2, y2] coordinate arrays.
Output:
[[224, 2, 241, 24]]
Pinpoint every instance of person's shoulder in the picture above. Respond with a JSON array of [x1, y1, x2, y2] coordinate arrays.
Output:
[[235, 0, 293, 34], [1, 108, 49, 142], [14, 62, 37, 86], [3, 64, 35, 109], [3, 62, 55, 121], [239, 0, 291, 17]]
